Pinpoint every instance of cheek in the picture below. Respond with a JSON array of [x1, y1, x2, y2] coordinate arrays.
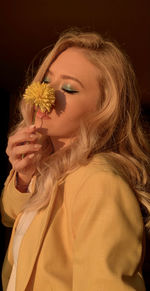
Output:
[[46, 102, 85, 137], [54, 90, 83, 121], [55, 88, 98, 118], [61, 90, 98, 123]]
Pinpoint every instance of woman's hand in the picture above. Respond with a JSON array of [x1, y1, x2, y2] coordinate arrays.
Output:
[[6, 125, 42, 192]]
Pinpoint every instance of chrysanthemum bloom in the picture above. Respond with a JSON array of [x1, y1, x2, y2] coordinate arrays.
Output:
[[23, 82, 55, 113]]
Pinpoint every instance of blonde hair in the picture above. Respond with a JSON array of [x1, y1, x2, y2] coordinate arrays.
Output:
[[15, 29, 150, 229]]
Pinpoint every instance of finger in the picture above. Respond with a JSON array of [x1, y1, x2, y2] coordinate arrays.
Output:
[[8, 144, 41, 166], [13, 143, 42, 159], [17, 124, 36, 134], [13, 153, 36, 172], [6, 130, 39, 155]]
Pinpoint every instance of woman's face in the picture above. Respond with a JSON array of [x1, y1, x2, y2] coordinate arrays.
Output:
[[35, 47, 100, 145]]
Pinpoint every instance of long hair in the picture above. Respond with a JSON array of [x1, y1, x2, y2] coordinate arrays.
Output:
[[13, 29, 150, 229]]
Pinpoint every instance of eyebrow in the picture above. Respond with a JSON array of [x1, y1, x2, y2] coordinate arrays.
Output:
[[48, 70, 84, 88]]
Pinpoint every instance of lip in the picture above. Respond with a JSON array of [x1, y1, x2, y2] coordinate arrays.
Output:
[[36, 109, 51, 119]]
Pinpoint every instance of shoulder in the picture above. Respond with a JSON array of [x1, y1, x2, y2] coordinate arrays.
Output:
[[65, 154, 143, 226], [65, 154, 116, 191], [65, 154, 134, 202]]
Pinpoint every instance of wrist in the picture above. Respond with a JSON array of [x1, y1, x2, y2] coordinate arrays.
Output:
[[15, 172, 31, 193]]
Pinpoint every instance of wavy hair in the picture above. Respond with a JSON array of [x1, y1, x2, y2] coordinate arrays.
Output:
[[14, 29, 150, 229]]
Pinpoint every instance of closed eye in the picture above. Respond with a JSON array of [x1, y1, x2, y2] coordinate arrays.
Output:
[[62, 88, 79, 94], [43, 77, 79, 94]]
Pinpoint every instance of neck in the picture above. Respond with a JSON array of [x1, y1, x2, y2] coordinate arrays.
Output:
[[50, 136, 74, 152]]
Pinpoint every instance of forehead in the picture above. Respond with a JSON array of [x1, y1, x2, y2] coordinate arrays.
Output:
[[49, 47, 99, 81]]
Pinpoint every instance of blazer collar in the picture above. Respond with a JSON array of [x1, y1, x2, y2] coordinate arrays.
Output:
[[14, 189, 58, 291]]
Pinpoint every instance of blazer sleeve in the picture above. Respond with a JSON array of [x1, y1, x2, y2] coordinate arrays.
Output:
[[71, 171, 146, 291], [0, 169, 34, 227]]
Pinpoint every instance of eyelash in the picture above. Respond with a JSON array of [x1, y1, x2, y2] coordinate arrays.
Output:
[[62, 88, 78, 94], [43, 79, 78, 94]]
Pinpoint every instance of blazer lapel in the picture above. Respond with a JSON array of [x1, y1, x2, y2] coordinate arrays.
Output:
[[7, 212, 23, 265], [15, 189, 58, 291]]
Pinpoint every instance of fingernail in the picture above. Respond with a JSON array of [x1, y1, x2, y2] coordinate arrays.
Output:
[[34, 144, 41, 148], [30, 125, 35, 129], [29, 153, 34, 159]]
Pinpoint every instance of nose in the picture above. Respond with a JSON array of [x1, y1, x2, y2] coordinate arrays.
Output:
[[53, 89, 66, 115]]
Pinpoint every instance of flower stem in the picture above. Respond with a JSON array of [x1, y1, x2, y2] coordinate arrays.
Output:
[[21, 109, 38, 159], [32, 109, 38, 124]]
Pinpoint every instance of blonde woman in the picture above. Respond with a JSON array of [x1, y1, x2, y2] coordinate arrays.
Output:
[[1, 29, 150, 291]]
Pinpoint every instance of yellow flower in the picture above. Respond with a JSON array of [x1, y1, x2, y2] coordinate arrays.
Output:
[[23, 82, 55, 113]]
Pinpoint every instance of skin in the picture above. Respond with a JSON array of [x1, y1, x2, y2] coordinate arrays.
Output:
[[6, 47, 100, 191]]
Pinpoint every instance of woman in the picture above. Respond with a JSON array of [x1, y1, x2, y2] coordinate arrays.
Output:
[[1, 29, 150, 290]]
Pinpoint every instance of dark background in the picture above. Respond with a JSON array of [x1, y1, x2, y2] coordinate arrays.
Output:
[[0, 0, 150, 289]]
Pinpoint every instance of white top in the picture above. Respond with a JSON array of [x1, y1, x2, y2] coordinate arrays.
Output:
[[6, 210, 37, 291]]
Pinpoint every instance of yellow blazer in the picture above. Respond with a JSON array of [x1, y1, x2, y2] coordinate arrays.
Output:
[[1, 155, 146, 290]]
